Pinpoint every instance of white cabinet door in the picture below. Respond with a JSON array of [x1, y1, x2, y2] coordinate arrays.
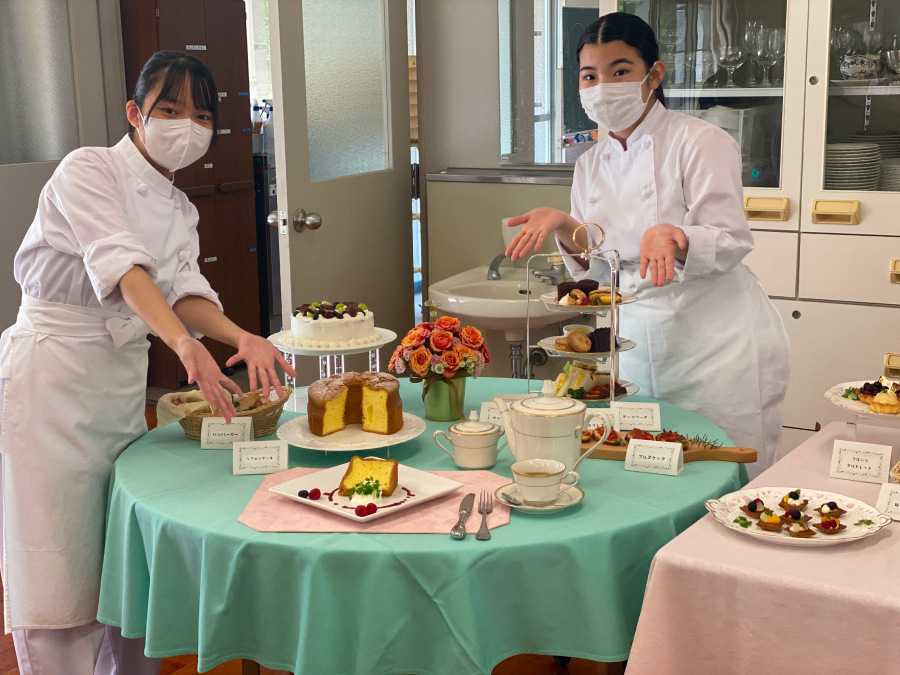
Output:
[[798, 233, 900, 305], [774, 299, 900, 430], [745, 230, 798, 297]]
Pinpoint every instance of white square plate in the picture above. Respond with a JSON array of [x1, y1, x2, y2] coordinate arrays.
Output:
[[269, 461, 465, 522]]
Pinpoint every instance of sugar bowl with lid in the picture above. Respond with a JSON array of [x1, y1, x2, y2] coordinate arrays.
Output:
[[434, 411, 507, 469]]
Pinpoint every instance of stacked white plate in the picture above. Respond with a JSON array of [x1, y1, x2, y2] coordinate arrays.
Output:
[[824, 143, 881, 191], [879, 158, 900, 191], [850, 131, 900, 159]]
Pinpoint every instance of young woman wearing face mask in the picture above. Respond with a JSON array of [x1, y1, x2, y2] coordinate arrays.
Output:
[[506, 13, 789, 478], [0, 51, 296, 674]]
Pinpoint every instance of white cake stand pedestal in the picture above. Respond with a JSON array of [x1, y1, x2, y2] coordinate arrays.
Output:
[[267, 328, 398, 387]]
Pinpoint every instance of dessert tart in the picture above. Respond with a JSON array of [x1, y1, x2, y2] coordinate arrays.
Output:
[[778, 489, 808, 512], [625, 428, 655, 443], [756, 509, 785, 532], [812, 514, 847, 535], [587, 289, 622, 306], [655, 430, 689, 450], [556, 280, 599, 303], [780, 508, 812, 525], [813, 501, 847, 518], [740, 498, 767, 519], [870, 390, 900, 414], [786, 519, 816, 538]]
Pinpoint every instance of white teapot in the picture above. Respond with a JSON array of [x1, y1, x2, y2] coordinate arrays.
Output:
[[492, 395, 611, 474], [434, 411, 507, 469]]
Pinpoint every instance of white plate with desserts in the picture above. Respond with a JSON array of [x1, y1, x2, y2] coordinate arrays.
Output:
[[268, 328, 397, 356], [825, 380, 900, 419], [278, 413, 427, 451], [270, 456, 464, 522], [705, 487, 892, 547], [538, 335, 636, 358], [540, 289, 638, 314]]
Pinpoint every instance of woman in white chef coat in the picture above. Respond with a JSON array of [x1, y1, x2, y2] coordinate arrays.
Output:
[[507, 13, 790, 477], [0, 51, 296, 674]]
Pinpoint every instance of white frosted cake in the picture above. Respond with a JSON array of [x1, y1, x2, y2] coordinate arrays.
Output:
[[287, 301, 380, 348]]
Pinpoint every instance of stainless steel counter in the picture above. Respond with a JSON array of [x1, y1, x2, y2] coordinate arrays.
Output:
[[425, 166, 574, 186]]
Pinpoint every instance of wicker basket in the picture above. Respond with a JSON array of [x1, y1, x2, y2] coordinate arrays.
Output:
[[178, 387, 293, 440]]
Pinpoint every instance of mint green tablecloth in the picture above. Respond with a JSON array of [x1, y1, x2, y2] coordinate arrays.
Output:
[[98, 377, 747, 674]]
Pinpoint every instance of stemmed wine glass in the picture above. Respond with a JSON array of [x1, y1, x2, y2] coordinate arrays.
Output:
[[831, 25, 852, 69], [714, 45, 746, 88], [757, 28, 777, 88], [743, 21, 763, 86], [769, 28, 787, 86]]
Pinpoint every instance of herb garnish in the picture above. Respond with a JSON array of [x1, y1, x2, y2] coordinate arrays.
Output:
[[733, 516, 752, 528], [854, 519, 874, 526], [842, 387, 859, 400], [349, 478, 381, 498], [567, 387, 585, 399]]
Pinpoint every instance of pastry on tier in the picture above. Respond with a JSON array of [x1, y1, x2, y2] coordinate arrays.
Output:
[[814, 501, 847, 518], [786, 519, 815, 538], [338, 456, 398, 497], [307, 372, 403, 436], [740, 498, 766, 519], [812, 514, 846, 535], [756, 509, 784, 532], [871, 390, 900, 414], [288, 301, 380, 348], [780, 508, 812, 525], [778, 489, 808, 512]]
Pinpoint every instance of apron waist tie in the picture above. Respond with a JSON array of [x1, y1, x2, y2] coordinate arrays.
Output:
[[16, 295, 150, 349]]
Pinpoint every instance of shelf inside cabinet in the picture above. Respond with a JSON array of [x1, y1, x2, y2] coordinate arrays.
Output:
[[666, 87, 784, 98], [828, 83, 900, 96]]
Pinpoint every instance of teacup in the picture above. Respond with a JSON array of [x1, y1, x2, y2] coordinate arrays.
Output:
[[511, 458, 579, 506], [434, 412, 507, 469]]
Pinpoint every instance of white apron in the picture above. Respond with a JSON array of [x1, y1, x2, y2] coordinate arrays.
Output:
[[561, 103, 790, 477], [0, 296, 149, 632]]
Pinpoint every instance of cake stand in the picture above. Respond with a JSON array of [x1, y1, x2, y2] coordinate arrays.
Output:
[[268, 328, 398, 387]]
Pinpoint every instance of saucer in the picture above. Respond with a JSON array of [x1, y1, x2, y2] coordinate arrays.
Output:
[[494, 482, 585, 514]]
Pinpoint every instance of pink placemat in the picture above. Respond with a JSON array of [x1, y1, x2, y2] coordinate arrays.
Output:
[[239, 467, 512, 534]]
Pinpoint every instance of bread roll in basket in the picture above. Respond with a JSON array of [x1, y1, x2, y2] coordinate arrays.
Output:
[[178, 387, 293, 440]]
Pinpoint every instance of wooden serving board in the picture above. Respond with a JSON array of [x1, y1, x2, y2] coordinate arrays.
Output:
[[581, 441, 757, 464]]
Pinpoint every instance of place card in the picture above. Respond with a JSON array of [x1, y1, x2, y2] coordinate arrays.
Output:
[[624, 439, 683, 476], [201, 417, 253, 449], [875, 483, 900, 521], [829, 440, 892, 484], [233, 441, 289, 475], [585, 408, 620, 433], [611, 401, 661, 431]]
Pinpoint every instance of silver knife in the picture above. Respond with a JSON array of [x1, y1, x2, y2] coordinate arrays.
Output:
[[450, 493, 476, 540]]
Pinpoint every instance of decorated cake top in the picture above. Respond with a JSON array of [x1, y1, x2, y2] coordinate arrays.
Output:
[[293, 301, 369, 319], [308, 371, 400, 403]]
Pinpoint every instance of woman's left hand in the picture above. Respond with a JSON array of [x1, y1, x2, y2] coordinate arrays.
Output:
[[226, 332, 298, 399], [639, 224, 688, 287]]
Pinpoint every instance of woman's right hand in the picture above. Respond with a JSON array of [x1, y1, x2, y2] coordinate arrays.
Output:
[[504, 208, 575, 261], [175, 337, 242, 423]]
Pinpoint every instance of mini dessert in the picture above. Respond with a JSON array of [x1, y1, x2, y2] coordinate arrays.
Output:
[[289, 301, 380, 348], [626, 428, 655, 442], [338, 456, 398, 497], [581, 430, 593, 443], [656, 430, 689, 450], [778, 489, 808, 512], [587, 289, 623, 306], [857, 380, 886, 405], [307, 372, 403, 436], [740, 498, 766, 519], [555, 337, 570, 351], [556, 280, 599, 302], [787, 519, 815, 538], [587, 327, 618, 353], [756, 509, 784, 532], [814, 501, 847, 518], [871, 390, 900, 414], [813, 514, 847, 535], [780, 508, 812, 525], [566, 332, 592, 353]]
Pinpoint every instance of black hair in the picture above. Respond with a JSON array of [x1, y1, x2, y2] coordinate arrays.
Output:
[[129, 50, 219, 139], [576, 12, 666, 107]]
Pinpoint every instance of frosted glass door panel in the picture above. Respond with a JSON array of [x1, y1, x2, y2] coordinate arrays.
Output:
[[302, 0, 391, 181], [0, 0, 80, 165]]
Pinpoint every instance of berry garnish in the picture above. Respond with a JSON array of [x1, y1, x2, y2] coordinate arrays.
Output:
[[324, 311, 337, 319], [747, 501, 758, 512], [788, 491, 799, 500], [309, 488, 321, 500], [755, 498, 764, 504], [791, 509, 802, 520], [347, 309, 358, 317], [297, 490, 309, 499], [355, 505, 367, 517], [828, 501, 838, 510], [312, 314, 319, 320], [366, 502, 378, 515]]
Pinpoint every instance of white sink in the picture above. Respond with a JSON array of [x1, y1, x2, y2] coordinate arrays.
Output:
[[428, 266, 581, 342]]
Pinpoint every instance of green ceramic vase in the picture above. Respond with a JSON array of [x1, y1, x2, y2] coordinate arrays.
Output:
[[422, 377, 467, 422]]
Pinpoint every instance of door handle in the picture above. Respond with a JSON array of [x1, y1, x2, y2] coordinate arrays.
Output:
[[811, 199, 860, 225], [267, 210, 287, 235], [293, 208, 322, 233], [744, 196, 790, 221], [890, 259, 900, 284]]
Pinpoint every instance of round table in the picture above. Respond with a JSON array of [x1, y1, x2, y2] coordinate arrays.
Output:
[[98, 378, 747, 674]]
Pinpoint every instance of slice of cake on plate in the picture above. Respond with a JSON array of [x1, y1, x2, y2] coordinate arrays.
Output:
[[338, 456, 399, 497]]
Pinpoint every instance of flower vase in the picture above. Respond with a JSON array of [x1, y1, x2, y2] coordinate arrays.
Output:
[[423, 377, 467, 422]]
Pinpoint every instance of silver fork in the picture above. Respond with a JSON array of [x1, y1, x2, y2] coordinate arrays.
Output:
[[476, 489, 493, 541]]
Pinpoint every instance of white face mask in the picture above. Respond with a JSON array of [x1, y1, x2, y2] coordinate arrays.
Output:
[[138, 114, 213, 172], [579, 65, 657, 132]]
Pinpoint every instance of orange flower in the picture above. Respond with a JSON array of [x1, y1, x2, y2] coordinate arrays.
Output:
[[409, 346, 433, 377], [402, 326, 431, 348], [454, 344, 476, 360], [460, 326, 484, 349], [430, 330, 454, 352], [434, 315, 460, 333], [440, 350, 461, 378]]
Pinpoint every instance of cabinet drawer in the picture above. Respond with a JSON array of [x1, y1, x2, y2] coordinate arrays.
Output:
[[799, 234, 900, 305], [744, 230, 798, 297], [773, 299, 900, 430]]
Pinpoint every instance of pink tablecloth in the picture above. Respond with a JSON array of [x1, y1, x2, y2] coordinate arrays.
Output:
[[627, 423, 900, 675], [239, 467, 511, 533]]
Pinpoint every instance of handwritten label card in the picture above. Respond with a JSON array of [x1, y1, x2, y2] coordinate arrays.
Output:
[[201, 417, 253, 449], [233, 441, 289, 475], [829, 440, 892, 484], [624, 439, 683, 476], [875, 483, 900, 522], [611, 401, 661, 431], [585, 409, 620, 433]]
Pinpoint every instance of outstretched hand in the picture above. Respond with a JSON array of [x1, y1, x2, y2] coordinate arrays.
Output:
[[176, 337, 243, 423], [504, 208, 572, 261], [226, 332, 297, 400], [639, 224, 688, 287]]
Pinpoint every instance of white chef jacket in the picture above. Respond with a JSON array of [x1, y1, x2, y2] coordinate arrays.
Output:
[[559, 101, 790, 477]]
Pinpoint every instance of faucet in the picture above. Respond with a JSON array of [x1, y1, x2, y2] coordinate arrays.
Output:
[[487, 253, 506, 280], [532, 254, 567, 286]]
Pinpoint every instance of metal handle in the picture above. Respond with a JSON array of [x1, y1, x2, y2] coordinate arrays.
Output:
[[744, 196, 790, 221], [450, 512, 469, 540], [266, 210, 280, 227], [293, 208, 322, 233]]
